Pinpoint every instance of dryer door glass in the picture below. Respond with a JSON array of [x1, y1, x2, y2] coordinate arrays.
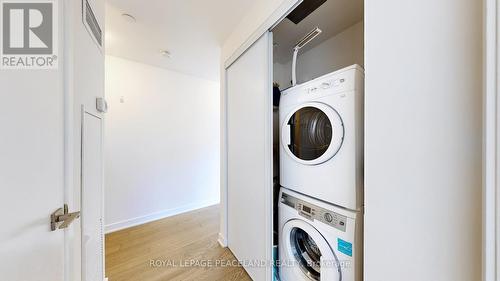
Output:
[[290, 227, 322, 280], [288, 106, 332, 161]]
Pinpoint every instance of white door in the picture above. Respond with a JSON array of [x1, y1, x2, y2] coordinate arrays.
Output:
[[226, 32, 273, 281], [81, 111, 104, 281], [0, 59, 67, 280], [0, 1, 68, 280], [0, 0, 105, 280]]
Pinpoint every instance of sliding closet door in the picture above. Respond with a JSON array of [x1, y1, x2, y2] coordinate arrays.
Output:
[[226, 32, 273, 281]]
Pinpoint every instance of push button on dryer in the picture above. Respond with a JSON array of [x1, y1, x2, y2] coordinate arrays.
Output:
[[308, 87, 318, 93], [321, 82, 331, 89]]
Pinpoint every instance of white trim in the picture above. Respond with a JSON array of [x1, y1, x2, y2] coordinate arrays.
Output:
[[484, 0, 499, 280], [219, 64, 228, 248], [223, 0, 302, 69], [104, 200, 220, 234], [217, 233, 227, 247]]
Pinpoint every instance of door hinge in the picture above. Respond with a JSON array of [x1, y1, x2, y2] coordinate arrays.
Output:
[[51, 204, 80, 231]]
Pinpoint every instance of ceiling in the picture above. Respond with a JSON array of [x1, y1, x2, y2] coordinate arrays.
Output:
[[273, 0, 363, 64], [105, 0, 255, 81]]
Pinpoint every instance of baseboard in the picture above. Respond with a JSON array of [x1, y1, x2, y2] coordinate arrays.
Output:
[[105, 199, 220, 234], [217, 232, 227, 247]]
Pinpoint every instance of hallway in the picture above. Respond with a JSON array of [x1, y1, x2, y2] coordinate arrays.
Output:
[[105, 205, 251, 281]]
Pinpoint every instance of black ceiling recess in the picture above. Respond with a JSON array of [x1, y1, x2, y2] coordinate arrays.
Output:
[[286, 0, 327, 24]]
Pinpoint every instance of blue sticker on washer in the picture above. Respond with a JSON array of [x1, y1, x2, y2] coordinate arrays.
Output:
[[338, 238, 353, 257]]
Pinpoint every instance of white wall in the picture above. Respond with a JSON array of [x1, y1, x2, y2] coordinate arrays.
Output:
[[105, 56, 220, 232], [274, 21, 364, 89], [365, 0, 482, 280]]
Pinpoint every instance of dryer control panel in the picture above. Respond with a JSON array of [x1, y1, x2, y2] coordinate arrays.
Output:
[[281, 192, 347, 232]]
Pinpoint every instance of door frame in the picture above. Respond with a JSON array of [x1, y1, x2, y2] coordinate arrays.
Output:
[[62, 0, 106, 280], [484, 0, 499, 279], [63, 0, 78, 280]]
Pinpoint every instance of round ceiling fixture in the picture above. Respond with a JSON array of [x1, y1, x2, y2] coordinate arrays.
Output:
[[160, 50, 171, 58], [121, 13, 136, 23]]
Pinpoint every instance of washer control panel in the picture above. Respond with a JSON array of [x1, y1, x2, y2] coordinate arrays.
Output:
[[281, 192, 347, 232]]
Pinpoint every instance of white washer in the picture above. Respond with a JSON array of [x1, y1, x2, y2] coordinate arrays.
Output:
[[279, 65, 364, 210], [279, 188, 362, 281]]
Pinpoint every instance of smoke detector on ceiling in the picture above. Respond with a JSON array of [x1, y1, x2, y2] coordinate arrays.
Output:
[[160, 50, 171, 58], [121, 13, 136, 23]]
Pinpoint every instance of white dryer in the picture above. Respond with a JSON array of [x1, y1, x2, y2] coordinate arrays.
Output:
[[279, 188, 362, 281], [279, 65, 364, 210]]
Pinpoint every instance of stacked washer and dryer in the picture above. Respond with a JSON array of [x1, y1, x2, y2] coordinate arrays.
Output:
[[278, 65, 364, 281]]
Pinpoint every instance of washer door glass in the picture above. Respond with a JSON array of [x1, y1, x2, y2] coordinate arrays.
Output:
[[282, 103, 344, 165], [290, 227, 322, 280], [282, 219, 341, 281]]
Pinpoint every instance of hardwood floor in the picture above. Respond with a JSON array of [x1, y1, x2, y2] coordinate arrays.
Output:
[[105, 205, 252, 281]]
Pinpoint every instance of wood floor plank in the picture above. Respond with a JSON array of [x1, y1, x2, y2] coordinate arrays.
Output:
[[105, 205, 252, 281]]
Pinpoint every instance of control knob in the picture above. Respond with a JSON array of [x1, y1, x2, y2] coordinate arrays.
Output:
[[324, 213, 333, 223]]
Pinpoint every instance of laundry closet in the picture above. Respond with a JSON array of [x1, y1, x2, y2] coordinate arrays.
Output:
[[272, 1, 364, 280], [223, 0, 485, 280], [224, 0, 364, 280]]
